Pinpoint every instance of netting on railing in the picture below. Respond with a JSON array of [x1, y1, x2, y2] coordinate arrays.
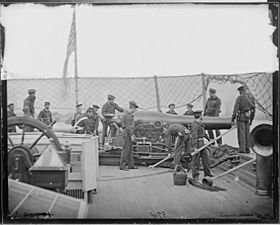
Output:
[[205, 72, 273, 119], [6, 72, 273, 122]]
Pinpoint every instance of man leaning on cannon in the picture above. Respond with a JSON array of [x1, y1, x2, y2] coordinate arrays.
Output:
[[101, 94, 124, 145]]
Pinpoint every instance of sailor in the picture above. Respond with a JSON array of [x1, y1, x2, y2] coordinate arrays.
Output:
[[71, 103, 83, 127], [164, 123, 192, 169], [191, 110, 213, 180], [23, 89, 36, 132], [166, 103, 177, 115], [23, 89, 36, 118], [8, 103, 16, 132], [73, 107, 94, 134], [232, 85, 256, 153], [38, 102, 52, 126], [101, 94, 124, 145], [184, 103, 194, 115], [120, 101, 139, 171], [88, 104, 100, 135], [204, 88, 222, 146]]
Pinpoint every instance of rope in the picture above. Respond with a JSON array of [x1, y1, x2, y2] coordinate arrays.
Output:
[[98, 169, 172, 182]]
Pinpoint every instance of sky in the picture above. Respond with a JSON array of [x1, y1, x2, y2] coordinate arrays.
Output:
[[0, 3, 278, 79]]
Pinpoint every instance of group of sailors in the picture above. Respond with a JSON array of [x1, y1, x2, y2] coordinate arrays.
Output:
[[7, 85, 256, 173], [165, 86, 256, 154]]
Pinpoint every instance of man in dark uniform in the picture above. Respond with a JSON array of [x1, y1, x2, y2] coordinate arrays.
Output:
[[232, 86, 256, 153], [165, 123, 192, 169], [71, 103, 83, 127], [23, 89, 36, 132], [101, 94, 124, 145], [204, 88, 222, 146], [191, 110, 213, 180], [184, 103, 194, 115], [23, 89, 36, 118], [120, 101, 138, 171], [38, 102, 52, 126], [8, 103, 16, 132], [166, 103, 177, 115], [88, 104, 100, 135], [73, 107, 94, 134]]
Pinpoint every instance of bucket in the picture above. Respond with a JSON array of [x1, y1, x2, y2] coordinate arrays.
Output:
[[173, 165, 187, 185]]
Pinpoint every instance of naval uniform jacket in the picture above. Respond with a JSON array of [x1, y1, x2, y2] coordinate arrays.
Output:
[[232, 93, 255, 122], [102, 102, 124, 120], [23, 96, 36, 117], [191, 120, 209, 148], [121, 110, 135, 137], [204, 96, 221, 117], [166, 110, 177, 115], [74, 113, 91, 134], [184, 110, 194, 115], [38, 108, 52, 125]]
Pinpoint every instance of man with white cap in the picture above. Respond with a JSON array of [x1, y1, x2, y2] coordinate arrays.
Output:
[[120, 101, 138, 171]]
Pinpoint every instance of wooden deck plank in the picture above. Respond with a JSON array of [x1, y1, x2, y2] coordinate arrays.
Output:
[[86, 166, 273, 220]]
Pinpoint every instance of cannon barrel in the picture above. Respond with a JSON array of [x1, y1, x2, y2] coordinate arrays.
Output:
[[134, 111, 232, 130]]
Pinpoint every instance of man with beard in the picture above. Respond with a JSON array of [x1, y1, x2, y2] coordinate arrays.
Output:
[[23, 89, 36, 131], [38, 102, 53, 125]]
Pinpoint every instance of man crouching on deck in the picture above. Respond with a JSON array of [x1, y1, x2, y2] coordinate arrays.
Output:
[[164, 123, 192, 170], [119, 101, 139, 171]]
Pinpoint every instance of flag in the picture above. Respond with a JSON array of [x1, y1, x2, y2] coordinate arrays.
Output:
[[63, 10, 76, 79]]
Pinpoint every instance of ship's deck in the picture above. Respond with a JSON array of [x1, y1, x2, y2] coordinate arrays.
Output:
[[88, 165, 273, 221]]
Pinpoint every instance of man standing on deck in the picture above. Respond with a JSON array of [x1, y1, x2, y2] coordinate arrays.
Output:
[[164, 123, 192, 170], [191, 110, 213, 180], [166, 103, 177, 115], [23, 89, 36, 132], [204, 88, 222, 146], [101, 94, 124, 145], [120, 101, 138, 171], [38, 102, 53, 126], [8, 103, 16, 132], [232, 86, 256, 153]]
